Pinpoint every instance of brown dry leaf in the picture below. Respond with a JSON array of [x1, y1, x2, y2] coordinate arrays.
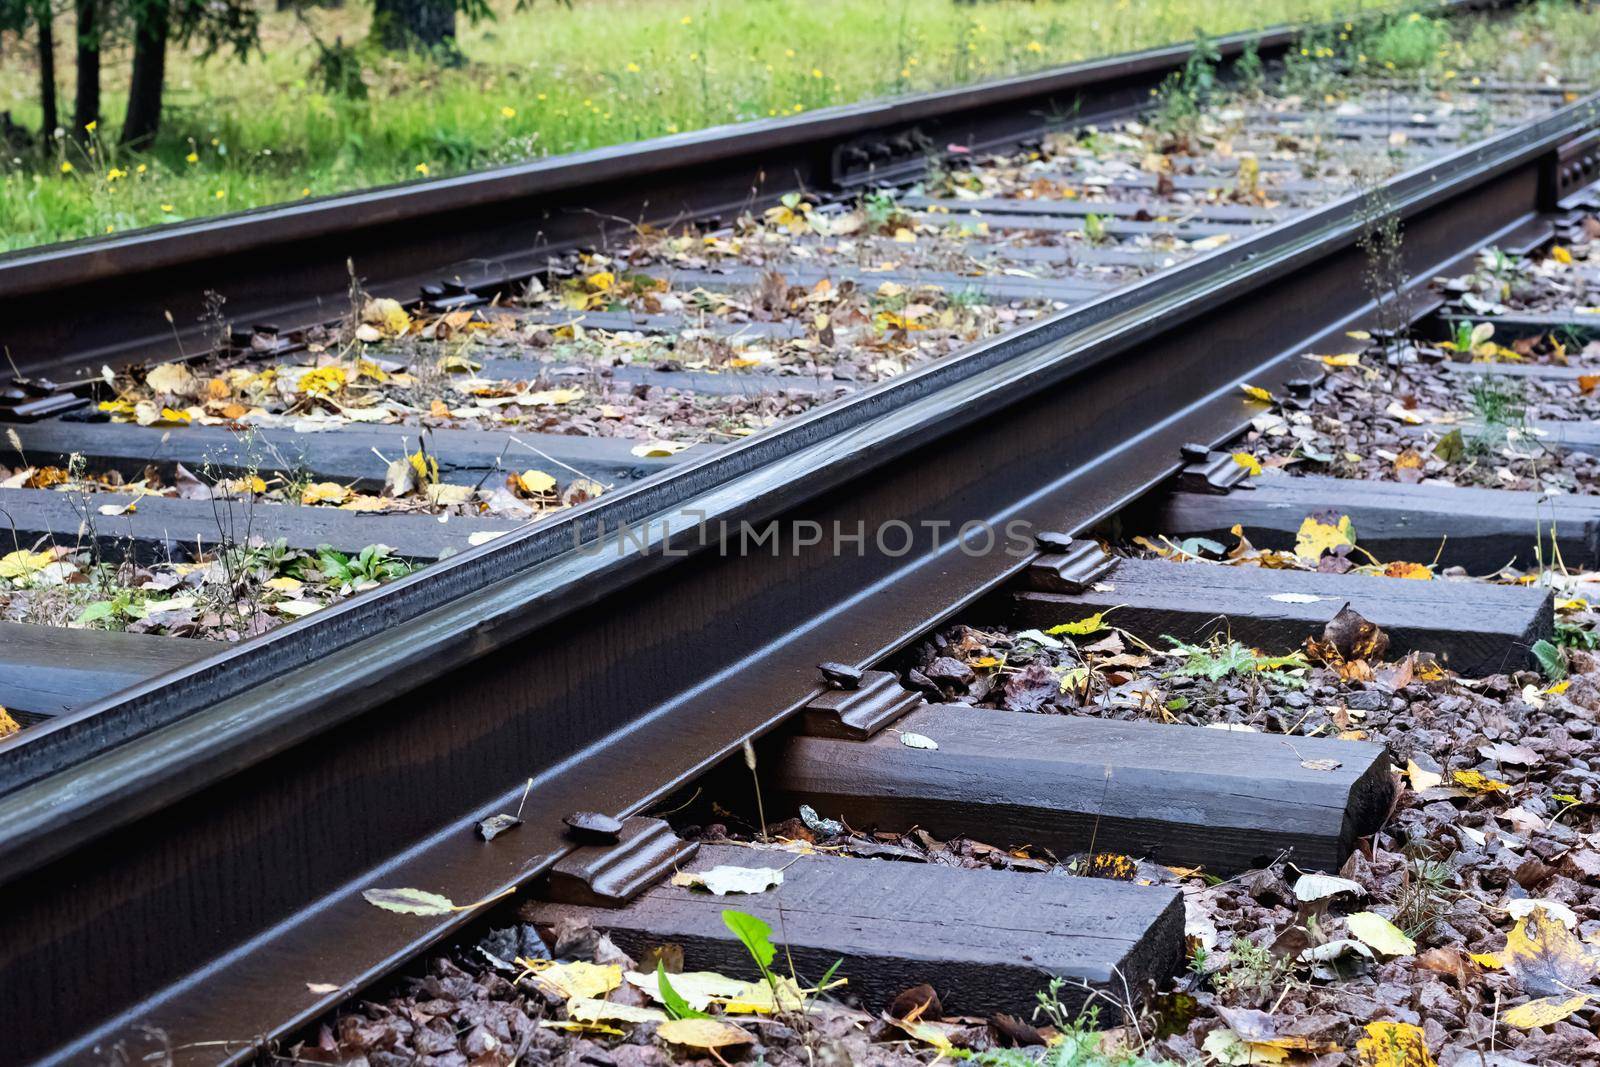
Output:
[[1580, 374, 1600, 396], [656, 1017, 755, 1052]]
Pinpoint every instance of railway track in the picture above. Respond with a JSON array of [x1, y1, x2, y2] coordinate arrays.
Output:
[[4, 2, 1600, 1063]]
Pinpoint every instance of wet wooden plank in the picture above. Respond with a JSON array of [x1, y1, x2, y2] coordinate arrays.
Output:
[[0, 488, 522, 562], [0, 622, 220, 717], [1011, 555, 1552, 676], [523, 842, 1184, 1020], [775, 704, 1393, 876], [8, 418, 690, 489], [1139, 473, 1600, 574]]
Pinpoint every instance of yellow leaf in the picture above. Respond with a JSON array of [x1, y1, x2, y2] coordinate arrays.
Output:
[[145, 361, 197, 397], [298, 366, 348, 397], [1240, 383, 1274, 403], [1318, 352, 1363, 368], [1232, 452, 1262, 476], [1355, 1021, 1435, 1067], [1202, 1029, 1290, 1065], [0, 549, 53, 580], [301, 482, 351, 505], [720, 976, 806, 1014], [1347, 330, 1373, 341], [1046, 610, 1110, 636], [1382, 561, 1432, 580], [520, 960, 621, 1001], [655, 1018, 754, 1051], [1498, 906, 1600, 997], [0, 705, 19, 739], [539, 1019, 624, 1037], [1547, 679, 1572, 695], [1454, 769, 1510, 794], [1552, 245, 1574, 265], [220, 474, 267, 495], [264, 576, 303, 592], [564, 997, 667, 1025], [585, 271, 615, 292], [340, 494, 391, 512], [519, 387, 584, 406], [1469, 951, 1502, 968], [1293, 514, 1356, 562], [623, 970, 747, 1011], [363, 297, 412, 336], [1556, 598, 1589, 613], [1504, 994, 1588, 1028], [516, 470, 558, 495], [1346, 911, 1416, 957]]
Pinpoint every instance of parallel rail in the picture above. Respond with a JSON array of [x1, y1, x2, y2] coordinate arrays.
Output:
[[0, 3, 1591, 1063]]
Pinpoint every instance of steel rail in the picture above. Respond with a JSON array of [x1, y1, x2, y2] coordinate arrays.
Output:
[[0, 0, 1508, 381], [0, 74, 1594, 1066]]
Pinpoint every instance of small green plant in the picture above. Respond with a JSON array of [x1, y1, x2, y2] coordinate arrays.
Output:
[[1361, 12, 1449, 73], [1393, 847, 1455, 940], [1234, 37, 1264, 94], [1555, 620, 1600, 650], [1212, 938, 1291, 1005], [1466, 375, 1527, 435], [1151, 30, 1218, 136], [656, 961, 712, 1020], [1532, 637, 1568, 681], [1163, 635, 1309, 686], [318, 543, 412, 584], [1083, 212, 1109, 245]]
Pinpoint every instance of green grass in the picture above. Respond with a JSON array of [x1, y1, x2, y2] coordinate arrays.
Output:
[[0, 0, 1375, 252], [4, 0, 1599, 254]]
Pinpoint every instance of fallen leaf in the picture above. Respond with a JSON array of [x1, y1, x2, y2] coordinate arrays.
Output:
[[1406, 760, 1443, 791], [1355, 1021, 1435, 1067], [516, 469, 558, 495], [1240, 383, 1275, 403], [631, 440, 691, 458], [565, 997, 667, 1025], [1498, 906, 1600, 997], [670, 865, 784, 896], [522, 960, 623, 1001], [1294, 873, 1367, 902], [305, 982, 340, 995], [656, 1017, 754, 1052], [1294, 514, 1356, 562], [1503, 994, 1589, 1028], [1505, 898, 1578, 930], [1202, 1028, 1289, 1065], [1046, 611, 1111, 636], [1453, 769, 1511, 795], [899, 732, 939, 750], [301, 482, 350, 505], [1346, 912, 1416, 957], [0, 549, 54, 580], [362, 887, 459, 916], [625, 970, 747, 1011], [1232, 452, 1263, 476]]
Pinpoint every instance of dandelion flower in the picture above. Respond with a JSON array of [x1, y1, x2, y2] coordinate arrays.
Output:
[[1026, 40, 1043, 53], [625, 62, 640, 73], [415, 162, 430, 176], [500, 105, 516, 118], [185, 152, 199, 164], [85, 120, 96, 132], [161, 203, 175, 212], [59, 161, 74, 174], [679, 14, 691, 24], [214, 189, 226, 199]]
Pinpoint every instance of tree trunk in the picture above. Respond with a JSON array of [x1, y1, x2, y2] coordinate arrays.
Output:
[[35, 0, 58, 140], [121, 0, 170, 147], [72, 0, 98, 140], [371, 0, 453, 53]]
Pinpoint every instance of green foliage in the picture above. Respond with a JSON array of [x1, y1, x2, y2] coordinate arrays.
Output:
[[1532, 637, 1568, 681], [0, 0, 1364, 250], [317, 543, 412, 583], [1152, 30, 1219, 134], [1360, 11, 1450, 72], [1162, 635, 1309, 686], [1555, 620, 1600, 651], [656, 962, 712, 1021], [952, 987, 1170, 1065], [1466, 376, 1527, 434], [1234, 37, 1264, 94], [721, 908, 776, 976]]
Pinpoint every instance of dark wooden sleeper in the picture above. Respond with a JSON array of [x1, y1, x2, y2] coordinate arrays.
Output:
[[1013, 555, 1552, 677], [0, 622, 219, 718], [1138, 472, 1600, 573], [774, 703, 1392, 877], [523, 842, 1184, 1021]]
